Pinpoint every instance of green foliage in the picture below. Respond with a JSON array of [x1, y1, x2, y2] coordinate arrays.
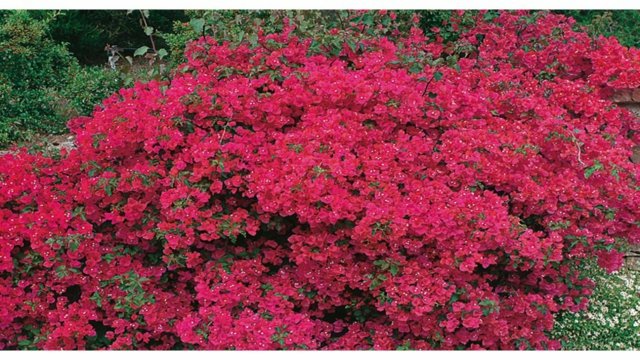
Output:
[[161, 19, 200, 68], [417, 10, 476, 41], [0, 11, 123, 148], [558, 10, 640, 48], [112, 270, 155, 314], [0, 11, 76, 146], [61, 64, 123, 117], [584, 159, 604, 179], [552, 265, 640, 350], [36, 10, 187, 65]]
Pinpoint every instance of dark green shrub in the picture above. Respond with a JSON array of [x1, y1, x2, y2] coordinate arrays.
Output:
[[0, 11, 76, 146], [556, 10, 640, 48], [60, 64, 123, 117], [0, 11, 124, 148]]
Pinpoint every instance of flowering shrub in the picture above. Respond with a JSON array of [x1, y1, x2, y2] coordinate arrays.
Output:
[[1, 11, 639, 350]]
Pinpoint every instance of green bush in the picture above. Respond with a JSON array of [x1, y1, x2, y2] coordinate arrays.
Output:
[[557, 10, 640, 48], [552, 265, 640, 350], [0, 11, 75, 146], [61, 64, 123, 117], [0, 11, 123, 148]]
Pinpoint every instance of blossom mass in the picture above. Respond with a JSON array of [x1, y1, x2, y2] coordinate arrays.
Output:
[[0, 11, 639, 350]]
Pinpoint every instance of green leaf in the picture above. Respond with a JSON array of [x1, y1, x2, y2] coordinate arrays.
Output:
[[18, 340, 31, 347], [346, 39, 358, 53], [190, 18, 205, 34], [134, 46, 149, 57], [434, 71, 443, 81], [55, 265, 69, 278], [377, 291, 393, 305], [611, 166, 620, 181], [69, 238, 81, 252], [369, 274, 387, 290], [362, 13, 374, 26], [584, 159, 603, 179], [483, 11, 499, 21], [90, 291, 103, 307], [389, 264, 399, 276], [409, 63, 423, 74], [373, 259, 388, 269], [261, 311, 274, 320], [479, 298, 498, 316], [144, 26, 154, 36], [157, 49, 168, 60], [261, 283, 274, 294], [249, 33, 259, 48], [71, 206, 86, 220]]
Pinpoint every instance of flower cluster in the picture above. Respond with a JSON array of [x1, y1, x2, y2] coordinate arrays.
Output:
[[0, 11, 639, 350]]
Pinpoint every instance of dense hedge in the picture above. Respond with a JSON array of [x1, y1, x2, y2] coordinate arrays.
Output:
[[0, 10, 639, 350]]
